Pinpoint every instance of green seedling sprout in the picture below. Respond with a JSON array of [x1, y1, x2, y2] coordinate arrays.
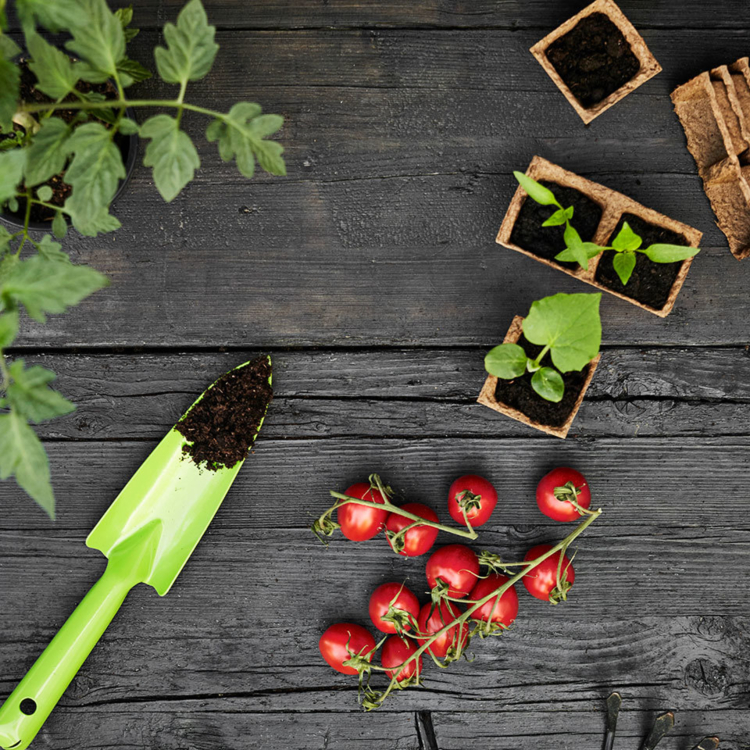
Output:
[[513, 171, 700, 284], [484, 292, 602, 404]]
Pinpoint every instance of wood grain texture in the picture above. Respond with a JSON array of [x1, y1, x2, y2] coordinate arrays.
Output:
[[8, 29, 750, 347], [3, 2, 750, 747], [42, 0, 750, 31], [4, 348, 749, 441], [2, 434, 750, 531]]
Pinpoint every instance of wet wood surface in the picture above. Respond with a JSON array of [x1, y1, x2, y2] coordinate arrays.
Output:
[[2, 1, 750, 748]]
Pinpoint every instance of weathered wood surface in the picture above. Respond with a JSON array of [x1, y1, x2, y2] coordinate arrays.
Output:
[[7, 28, 750, 347], [17, 0, 750, 30], [5, 348, 750, 441], [3, 0, 750, 748]]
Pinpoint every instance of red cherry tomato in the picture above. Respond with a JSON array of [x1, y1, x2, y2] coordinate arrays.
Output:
[[536, 467, 591, 523], [369, 582, 421, 634], [381, 636, 422, 682], [417, 601, 468, 658], [522, 544, 575, 603], [468, 573, 518, 629], [448, 475, 498, 528], [319, 622, 376, 675], [385, 502, 439, 557], [337, 482, 389, 541], [425, 544, 480, 598]]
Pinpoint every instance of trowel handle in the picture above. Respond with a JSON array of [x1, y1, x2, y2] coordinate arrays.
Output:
[[0, 560, 135, 750]]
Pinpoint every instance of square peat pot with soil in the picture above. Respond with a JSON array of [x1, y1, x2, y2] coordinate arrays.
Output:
[[530, 0, 662, 124], [497, 156, 703, 317], [477, 316, 601, 439]]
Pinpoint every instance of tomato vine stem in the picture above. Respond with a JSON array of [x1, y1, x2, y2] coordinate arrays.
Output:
[[350, 508, 602, 709], [325, 491, 478, 541]]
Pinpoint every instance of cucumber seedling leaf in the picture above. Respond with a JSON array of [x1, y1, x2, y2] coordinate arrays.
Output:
[[485, 343, 528, 379], [523, 292, 602, 374], [531, 367, 564, 403]]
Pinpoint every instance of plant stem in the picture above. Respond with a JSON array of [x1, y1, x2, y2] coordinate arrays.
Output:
[[14, 189, 33, 256], [528, 344, 549, 371], [327, 491, 478, 541], [0, 350, 10, 391], [359, 509, 602, 707], [20, 98, 224, 121]]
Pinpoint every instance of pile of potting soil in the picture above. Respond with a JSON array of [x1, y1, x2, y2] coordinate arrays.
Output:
[[176, 356, 273, 470]]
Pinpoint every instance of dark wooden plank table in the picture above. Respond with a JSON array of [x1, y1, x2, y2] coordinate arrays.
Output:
[[2, 2, 750, 748]]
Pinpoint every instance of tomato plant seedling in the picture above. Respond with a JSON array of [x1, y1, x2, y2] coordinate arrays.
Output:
[[0, 0, 286, 517], [484, 292, 602, 403], [514, 171, 700, 282]]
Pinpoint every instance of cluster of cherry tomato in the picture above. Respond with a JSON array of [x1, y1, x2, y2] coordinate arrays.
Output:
[[316, 467, 596, 706]]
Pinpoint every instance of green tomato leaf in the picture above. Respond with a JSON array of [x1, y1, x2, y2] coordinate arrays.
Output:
[[0, 34, 22, 60], [26, 32, 78, 99], [52, 210, 68, 239], [484, 343, 528, 379], [555, 242, 602, 263], [0, 148, 25, 205], [0, 307, 19, 348], [610, 221, 642, 252], [0, 55, 20, 132], [73, 61, 110, 84], [208, 102, 286, 178], [7, 359, 75, 423], [115, 5, 134, 27], [0, 410, 55, 518], [117, 57, 152, 84], [541, 208, 568, 227], [513, 171, 560, 207], [0, 224, 12, 254], [0, 255, 109, 323], [36, 234, 70, 263], [36, 185, 52, 202], [15, 0, 80, 32], [65, 0, 125, 78], [154, 0, 218, 85], [523, 292, 602, 373], [141, 114, 200, 202], [67, 205, 121, 237], [531, 367, 564, 403], [640, 243, 700, 263], [117, 117, 139, 136], [63, 121, 126, 223], [563, 221, 590, 269], [612, 250, 636, 286], [115, 4, 139, 40]]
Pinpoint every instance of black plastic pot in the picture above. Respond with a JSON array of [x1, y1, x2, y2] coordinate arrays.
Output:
[[0, 55, 139, 232]]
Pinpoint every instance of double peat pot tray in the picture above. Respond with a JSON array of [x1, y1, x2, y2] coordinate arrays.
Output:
[[530, 0, 661, 124], [672, 57, 750, 259], [497, 156, 703, 317], [477, 316, 601, 439]]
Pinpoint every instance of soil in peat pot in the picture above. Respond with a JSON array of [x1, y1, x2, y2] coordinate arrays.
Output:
[[595, 213, 688, 309], [0, 62, 132, 225], [494, 337, 591, 428], [176, 356, 273, 471], [546, 12, 641, 108], [510, 181, 603, 270]]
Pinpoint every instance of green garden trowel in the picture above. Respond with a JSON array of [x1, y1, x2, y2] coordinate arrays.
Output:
[[0, 358, 272, 750]]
